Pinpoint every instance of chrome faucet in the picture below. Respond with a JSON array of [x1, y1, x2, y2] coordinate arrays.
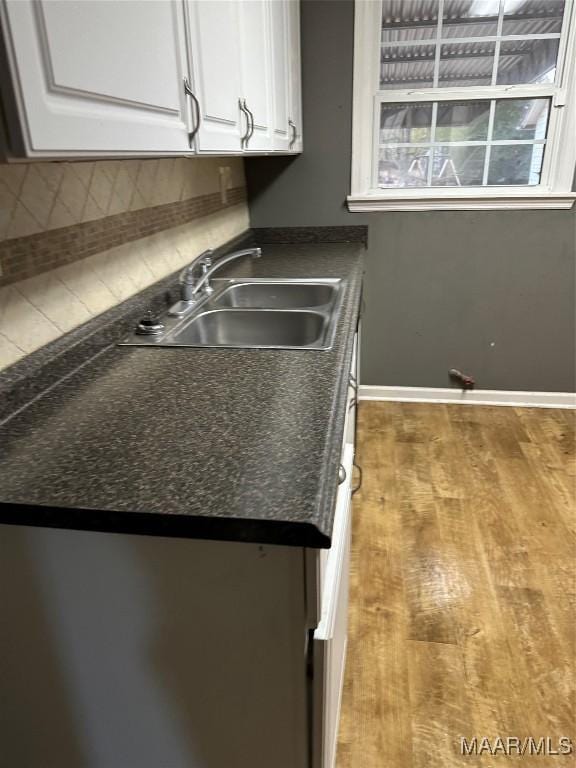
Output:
[[171, 247, 262, 316], [179, 249, 214, 302], [180, 247, 262, 300]]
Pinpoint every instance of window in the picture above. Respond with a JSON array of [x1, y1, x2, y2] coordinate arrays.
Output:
[[349, 0, 576, 210]]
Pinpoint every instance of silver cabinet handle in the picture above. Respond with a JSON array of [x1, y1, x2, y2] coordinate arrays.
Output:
[[338, 464, 346, 484], [239, 99, 250, 148], [244, 100, 255, 146], [288, 118, 297, 149], [352, 462, 363, 495], [183, 77, 200, 147]]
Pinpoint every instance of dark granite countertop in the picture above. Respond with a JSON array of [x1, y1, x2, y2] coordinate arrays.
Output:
[[0, 240, 364, 547]]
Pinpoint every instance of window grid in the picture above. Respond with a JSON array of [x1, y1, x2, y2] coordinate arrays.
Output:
[[378, 98, 551, 147], [427, 101, 439, 184], [377, 95, 551, 188], [376, 0, 561, 189], [483, 99, 497, 183], [492, 0, 505, 86]]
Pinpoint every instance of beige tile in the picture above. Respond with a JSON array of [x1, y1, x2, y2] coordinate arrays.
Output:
[[90, 247, 139, 301], [108, 166, 134, 215], [56, 259, 116, 316], [202, 203, 249, 249], [70, 161, 94, 188], [6, 202, 42, 239], [168, 158, 185, 203], [0, 209, 10, 241], [162, 230, 187, 272], [0, 284, 60, 353], [123, 159, 141, 182], [18, 165, 56, 228], [58, 165, 88, 222], [193, 157, 221, 196], [129, 189, 148, 211], [171, 226, 197, 264], [134, 159, 158, 206], [47, 199, 76, 230], [177, 219, 212, 259], [17, 273, 92, 332], [139, 232, 174, 280], [36, 163, 64, 193], [0, 164, 27, 197], [99, 160, 122, 185], [111, 241, 155, 290], [0, 179, 16, 240], [0, 332, 25, 371], [229, 158, 246, 189], [152, 159, 177, 206], [81, 194, 106, 223], [88, 164, 114, 214]]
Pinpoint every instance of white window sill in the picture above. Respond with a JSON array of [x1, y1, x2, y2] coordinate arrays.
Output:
[[347, 190, 576, 212]]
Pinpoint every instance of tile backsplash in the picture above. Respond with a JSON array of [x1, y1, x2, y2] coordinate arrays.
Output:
[[0, 157, 244, 240], [0, 157, 249, 372]]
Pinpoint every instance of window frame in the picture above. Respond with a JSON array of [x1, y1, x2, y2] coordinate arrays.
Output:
[[349, 0, 576, 211]]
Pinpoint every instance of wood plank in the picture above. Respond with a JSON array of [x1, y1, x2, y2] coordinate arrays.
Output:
[[337, 402, 576, 768]]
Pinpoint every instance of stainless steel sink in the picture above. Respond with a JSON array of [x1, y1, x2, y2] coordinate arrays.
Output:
[[213, 281, 337, 309], [120, 278, 344, 350], [170, 309, 327, 348]]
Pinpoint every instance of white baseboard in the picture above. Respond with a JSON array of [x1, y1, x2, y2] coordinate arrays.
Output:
[[358, 385, 576, 409]]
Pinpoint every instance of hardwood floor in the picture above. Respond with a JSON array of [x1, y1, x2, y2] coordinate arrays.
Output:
[[337, 402, 575, 768]]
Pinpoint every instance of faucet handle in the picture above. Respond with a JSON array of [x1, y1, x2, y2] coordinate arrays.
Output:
[[200, 249, 213, 267]]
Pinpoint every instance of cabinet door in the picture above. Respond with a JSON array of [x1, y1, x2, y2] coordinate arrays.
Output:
[[185, 1, 242, 153], [269, 0, 291, 152], [238, 1, 273, 152], [287, 0, 303, 153], [313, 444, 353, 768], [1, 0, 191, 157]]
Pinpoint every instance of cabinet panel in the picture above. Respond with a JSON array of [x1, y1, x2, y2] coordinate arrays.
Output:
[[1, 0, 191, 156], [287, 0, 303, 152], [314, 444, 353, 768], [186, 0, 242, 152], [238, 1, 273, 151], [269, 0, 291, 151], [0, 526, 309, 768]]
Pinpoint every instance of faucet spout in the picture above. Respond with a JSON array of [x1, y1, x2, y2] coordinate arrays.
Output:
[[189, 247, 262, 297], [171, 247, 262, 314]]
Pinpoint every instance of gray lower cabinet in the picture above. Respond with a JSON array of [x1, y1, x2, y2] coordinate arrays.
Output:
[[0, 528, 309, 768], [0, 339, 357, 768]]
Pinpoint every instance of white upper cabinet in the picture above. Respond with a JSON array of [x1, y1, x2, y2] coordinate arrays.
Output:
[[184, 1, 242, 153], [0, 0, 302, 158], [237, 1, 273, 152], [0, 0, 192, 157]]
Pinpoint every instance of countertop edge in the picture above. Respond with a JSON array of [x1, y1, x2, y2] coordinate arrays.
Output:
[[0, 501, 332, 548]]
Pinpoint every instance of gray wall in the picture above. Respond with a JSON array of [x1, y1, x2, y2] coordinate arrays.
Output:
[[246, 0, 576, 392]]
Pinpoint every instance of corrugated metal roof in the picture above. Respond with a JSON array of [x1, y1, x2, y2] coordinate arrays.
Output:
[[380, 0, 565, 88]]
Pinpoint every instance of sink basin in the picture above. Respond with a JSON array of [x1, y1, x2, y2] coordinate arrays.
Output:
[[169, 309, 327, 348], [213, 281, 336, 309], [120, 277, 344, 350]]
